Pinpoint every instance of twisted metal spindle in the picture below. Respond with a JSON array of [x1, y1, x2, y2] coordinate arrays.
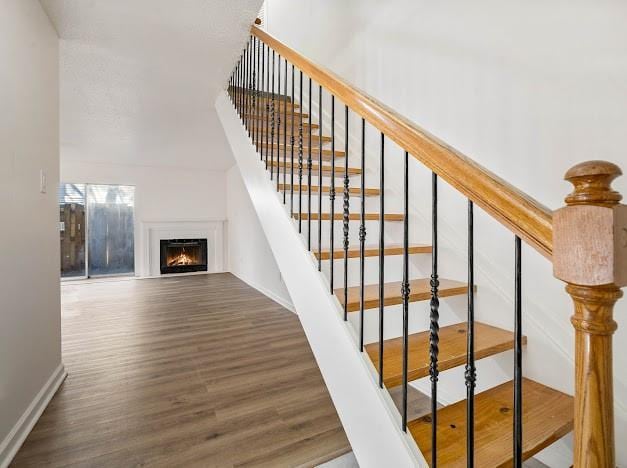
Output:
[[401, 150, 410, 432], [270, 50, 276, 179], [317, 85, 323, 271], [290, 65, 295, 215], [466, 200, 476, 467], [329, 95, 336, 293], [282, 58, 287, 203], [275, 54, 282, 191], [343, 105, 350, 321], [298, 71, 304, 232], [358, 118, 366, 351], [307, 77, 313, 248], [430, 172, 440, 468]]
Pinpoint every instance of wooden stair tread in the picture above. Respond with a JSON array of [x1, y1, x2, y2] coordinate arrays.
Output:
[[260, 143, 345, 158], [245, 112, 309, 120], [270, 161, 361, 176], [408, 379, 573, 467], [230, 88, 292, 101], [294, 213, 404, 222], [315, 244, 432, 260], [278, 184, 379, 196], [257, 126, 325, 136], [248, 121, 319, 131], [366, 322, 523, 388], [259, 135, 332, 147], [336, 278, 468, 312]]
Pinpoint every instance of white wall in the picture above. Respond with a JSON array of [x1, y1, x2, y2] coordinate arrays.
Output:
[[226, 165, 293, 310], [264, 1, 627, 464], [61, 160, 228, 276], [0, 0, 62, 464]]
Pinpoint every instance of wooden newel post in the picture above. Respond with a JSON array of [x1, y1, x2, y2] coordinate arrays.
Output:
[[553, 160, 627, 467]]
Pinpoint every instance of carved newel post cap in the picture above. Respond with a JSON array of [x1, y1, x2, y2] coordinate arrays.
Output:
[[564, 160, 623, 207], [554, 160, 627, 288]]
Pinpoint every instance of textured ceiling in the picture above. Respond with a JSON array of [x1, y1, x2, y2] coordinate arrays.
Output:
[[40, 0, 263, 170]]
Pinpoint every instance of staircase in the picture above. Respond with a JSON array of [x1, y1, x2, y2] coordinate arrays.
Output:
[[218, 23, 625, 468]]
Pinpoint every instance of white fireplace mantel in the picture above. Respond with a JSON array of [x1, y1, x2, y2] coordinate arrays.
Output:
[[139, 219, 226, 277]]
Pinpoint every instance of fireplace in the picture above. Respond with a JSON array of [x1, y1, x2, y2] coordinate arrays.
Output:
[[160, 239, 208, 274]]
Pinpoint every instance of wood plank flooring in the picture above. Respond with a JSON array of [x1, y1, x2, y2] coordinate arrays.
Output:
[[11, 273, 350, 468]]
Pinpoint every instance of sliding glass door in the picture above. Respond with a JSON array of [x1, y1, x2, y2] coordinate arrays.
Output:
[[59, 183, 87, 278], [59, 183, 135, 279], [87, 184, 135, 276]]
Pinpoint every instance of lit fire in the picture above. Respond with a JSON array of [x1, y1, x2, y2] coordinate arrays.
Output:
[[167, 251, 195, 266]]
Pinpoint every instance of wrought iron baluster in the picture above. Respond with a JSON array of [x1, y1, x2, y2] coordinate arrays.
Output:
[[466, 200, 476, 467], [251, 38, 256, 148], [276, 54, 282, 191], [244, 40, 248, 133], [235, 61, 239, 114], [290, 65, 295, 216], [329, 95, 336, 293], [401, 150, 410, 432], [317, 85, 323, 271], [359, 118, 366, 351], [514, 235, 523, 468], [239, 53, 243, 116], [283, 59, 287, 203], [260, 44, 265, 161], [234, 60, 238, 112], [255, 38, 260, 154], [378, 133, 385, 388], [307, 77, 313, 248], [298, 71, 304, 232], [270, 50, 276, 179], [247, 37, 253, 138], [430, 172, 440, 468], [343, 105, 350, 321], [244, 44, 248, 123], [264, 44, 270, 169]]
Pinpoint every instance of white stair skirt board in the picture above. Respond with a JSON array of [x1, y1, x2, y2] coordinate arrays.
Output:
[[216, 92, 424, 468], [0, 364, 67, 468]]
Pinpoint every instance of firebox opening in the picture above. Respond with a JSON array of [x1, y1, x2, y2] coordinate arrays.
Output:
[[160, 239, 208, 274]]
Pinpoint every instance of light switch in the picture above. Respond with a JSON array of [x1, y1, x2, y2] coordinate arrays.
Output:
[[40, 169, 46, 193]]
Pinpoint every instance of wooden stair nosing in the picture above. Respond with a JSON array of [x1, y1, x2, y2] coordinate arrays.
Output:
[[277, 184, 379, 196], [293, 213, 404, 222], [365, 322, 525, 388], [336, 278, 468, 312], [315, 244, 432, 260], [408, 378, 573, 467]]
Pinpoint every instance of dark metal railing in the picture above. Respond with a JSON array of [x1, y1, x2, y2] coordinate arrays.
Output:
[[229, 33, 532, 468], [514, 236, 523, 467], [430, 172, 440, 468], [378, 133, 385, 389], [342, 105, 350, 321], [466, 200, 476, 467]]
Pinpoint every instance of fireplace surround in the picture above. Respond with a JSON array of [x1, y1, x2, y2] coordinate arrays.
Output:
[[160, 238, 207, 274]]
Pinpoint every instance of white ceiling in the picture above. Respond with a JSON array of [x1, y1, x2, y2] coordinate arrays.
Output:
[[40, 0, 263, 170]]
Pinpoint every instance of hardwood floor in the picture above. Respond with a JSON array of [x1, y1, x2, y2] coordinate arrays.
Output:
[[11, 273, 350, 467]]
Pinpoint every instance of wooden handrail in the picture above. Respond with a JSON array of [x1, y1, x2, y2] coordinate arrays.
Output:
[[251, 26, 553, 259]]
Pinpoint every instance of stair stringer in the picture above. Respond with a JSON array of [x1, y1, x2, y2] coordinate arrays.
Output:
[[216, 92, 425, 468]]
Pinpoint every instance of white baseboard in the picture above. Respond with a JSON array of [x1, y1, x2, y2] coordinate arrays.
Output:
[[0, 363, 67, 468], [230, 271, 296, 313]]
